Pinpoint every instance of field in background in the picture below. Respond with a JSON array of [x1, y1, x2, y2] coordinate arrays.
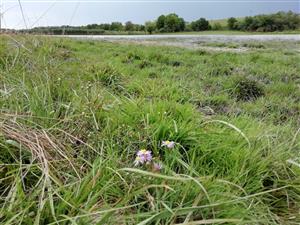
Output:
[[0, 35, 299, 224], [164, 30, 300, 35], [209, 17, 243, 27]]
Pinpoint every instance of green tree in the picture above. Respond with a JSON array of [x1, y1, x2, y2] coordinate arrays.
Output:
[[227, 17, 238, 30], [125, 21, 134, 31], [242, 16, 256, 31], [156, 15, 166, 31], [164, 13, 185, 32], [110, 22, 123, 31], [86, 24, 98, 29], [138, 25, 146, 32], [190, 18, 210, 31], [145, 21, 156, 34], [99, 23, 111, 30]]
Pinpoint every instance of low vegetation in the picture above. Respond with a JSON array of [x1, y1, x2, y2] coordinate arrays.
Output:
[[0, 35, 299, 224], [227, 11, 300, 32], [13, 11, 300, 35]]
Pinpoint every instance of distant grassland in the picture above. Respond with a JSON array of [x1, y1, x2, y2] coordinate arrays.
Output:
[[209, 18, 230, 27], [0, 35, 299, 224], [209, 17, 243, 27]]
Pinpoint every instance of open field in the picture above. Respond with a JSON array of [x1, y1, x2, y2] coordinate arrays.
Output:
[[0, 35, 300, 224], [64, 34, 300, 41], [21, 29, 300, 37], [65, 34, 300, 53]]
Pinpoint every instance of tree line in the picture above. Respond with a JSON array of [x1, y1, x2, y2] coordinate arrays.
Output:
[[227, 11, 299, 32], [22, 11, 299, 35]]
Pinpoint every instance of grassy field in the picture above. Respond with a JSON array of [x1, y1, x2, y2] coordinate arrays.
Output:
[[0, 35, 300, 224], [209, 17, 243, 27], [22, 28, 300, 36]]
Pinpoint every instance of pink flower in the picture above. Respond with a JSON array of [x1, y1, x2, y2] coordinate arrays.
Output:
[[134, 149, 152, 166], [134, 156, 143, 166], [152, 162, 163, 172], [161, 140, 175, 149]]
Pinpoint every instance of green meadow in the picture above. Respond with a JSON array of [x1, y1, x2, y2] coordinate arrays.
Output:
[[0, 35, 299, 224]]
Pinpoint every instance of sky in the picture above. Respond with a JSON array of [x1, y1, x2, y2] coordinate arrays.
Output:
[[0, 0, 299, 29]]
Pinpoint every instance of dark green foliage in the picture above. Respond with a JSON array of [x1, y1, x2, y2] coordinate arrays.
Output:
[[232, 78, 265, 101], [110, 22, 124, 31], [156, 15, 166, 31], [163, 13, 185, 32], [235, 11, 300, 32], [23, 22, 146, 35], [227, 17, 239, 30], [26, 27, 106, 35], [125, 21, 134, 31], [190, 18, 210, 31], [152, 13, 185, 33]]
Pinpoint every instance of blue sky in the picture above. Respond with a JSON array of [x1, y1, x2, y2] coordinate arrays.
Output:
[[1, 0, 299, 29]]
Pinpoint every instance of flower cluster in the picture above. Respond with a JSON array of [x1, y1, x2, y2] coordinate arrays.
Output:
[[134, 149, 152, 166], [133, 140, 176, 172]]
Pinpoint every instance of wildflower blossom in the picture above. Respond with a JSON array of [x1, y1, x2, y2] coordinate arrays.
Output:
[[134, 156, 143, 166], [152, 162, 163, 172], [161, 140, 175, 149], [134, 149, 152, 166]]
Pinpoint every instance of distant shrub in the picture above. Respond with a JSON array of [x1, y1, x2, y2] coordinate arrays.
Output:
[[232, 78, 265, 101], [227, 17, 239, 30], [233, 11, 300, 32], [190, 18, 210, 31], [160, 13, 185, 32]]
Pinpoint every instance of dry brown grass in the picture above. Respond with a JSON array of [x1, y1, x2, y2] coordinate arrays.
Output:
[[0, 118, 81, 182]]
